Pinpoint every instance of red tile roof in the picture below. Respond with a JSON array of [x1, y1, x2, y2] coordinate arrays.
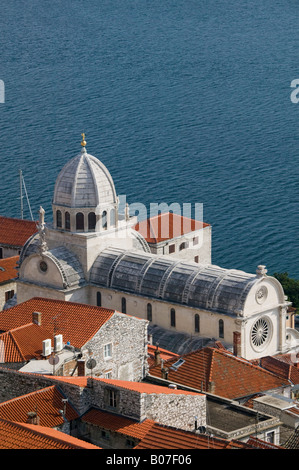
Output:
[[134, 212, 210, 244], [135, 423, 253, 449], [50, 376, 201, 396], [0, 323, 52, 362], [147, 344, 179, 368], [0, 256, 18, 284], [95, 378, 201, 396], [0, 297, 115, 349], [0, 418, 100, 449], [258, 355, 299, 385], [149, 347, 290, 399], [0, 216, 37, 247], [82, 408, 155, 439], [0, 385, 79, 427]]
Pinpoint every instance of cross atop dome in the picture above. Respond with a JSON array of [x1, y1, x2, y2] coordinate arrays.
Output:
[[81, 132, 87, 150]]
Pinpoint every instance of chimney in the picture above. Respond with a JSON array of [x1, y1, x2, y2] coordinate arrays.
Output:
[[154, 347, 161, 366], [27, 411, 40, 425], [32, 311, 42, 326], [233, 331, 242, 357], [77, 359, 86, 376], [208, 381, 215, 394]]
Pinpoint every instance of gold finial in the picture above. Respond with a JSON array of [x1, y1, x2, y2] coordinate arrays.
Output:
[[81, 132, 86, 147]]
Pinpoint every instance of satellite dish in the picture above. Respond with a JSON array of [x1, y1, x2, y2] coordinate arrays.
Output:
[[86, 358, 97, 370], [48, 355, 59, 365]]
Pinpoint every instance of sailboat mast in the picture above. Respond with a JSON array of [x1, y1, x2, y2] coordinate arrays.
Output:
[[19, 169, 23, 219]]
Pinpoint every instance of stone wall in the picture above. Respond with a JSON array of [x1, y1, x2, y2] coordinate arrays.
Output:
[[82, 312, 149, 382], [143, 392, 206, 431], [0, 369, 206, 434]]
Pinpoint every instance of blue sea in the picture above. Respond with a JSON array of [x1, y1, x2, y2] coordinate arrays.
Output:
[[0, 0, 298, 278]]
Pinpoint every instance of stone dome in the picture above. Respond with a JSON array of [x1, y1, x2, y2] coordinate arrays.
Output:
[[53, 146, 117, 209]]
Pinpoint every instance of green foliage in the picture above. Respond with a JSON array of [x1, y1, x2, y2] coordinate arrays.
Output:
[[273, 272, 299, 311]]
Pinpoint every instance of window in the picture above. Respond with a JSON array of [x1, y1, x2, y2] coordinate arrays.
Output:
[[97, 291, 101, 307], [76, 212, 84, 230], [169, 244, 175, 254], [0, 248, 3, 259], [104, 343, 112, 359], [5, 290, 14, 302], [121, 297, 126, 314], [102, 210, 107, 230], [56, 210, 62, 228], [88, 212, 96, 230], [195, 314, 200, 333], [126, 439, 135, 448], [109, 389, 117, 407], [219, 319, 224, 338], [104, 371, 112, 379], [110, 208, 115, 227], [147, 303, 152, 322], [101, 430, 110, 440], [194, 256, 199, 263], [179, 241, 188, 251], [170, 308, 176, 327], [193, 236, 199, 245], [65, 212, 70, 231], [266, 431, 275, 444]]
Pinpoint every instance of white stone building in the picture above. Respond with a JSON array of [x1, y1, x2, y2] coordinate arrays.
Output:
[[16, 136, 299, 361]]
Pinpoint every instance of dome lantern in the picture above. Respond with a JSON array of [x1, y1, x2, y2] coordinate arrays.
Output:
[[52, 136, 118, 233]]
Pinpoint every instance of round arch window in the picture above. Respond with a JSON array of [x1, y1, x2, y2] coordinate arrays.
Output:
[[251, 317, 272, 350], [39, 260, 48, 273]]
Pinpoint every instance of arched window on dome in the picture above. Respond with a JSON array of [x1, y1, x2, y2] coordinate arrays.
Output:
[[88, 212, 96, 231], [102, 211, 108, 230], [65, 212, 70, 231], [110, 208, 115, 227], [56, 210, 62, 228], [76, 212, 84, 231]]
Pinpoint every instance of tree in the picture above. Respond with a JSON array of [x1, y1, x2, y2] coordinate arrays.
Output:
[[273, 272, 299, 312]]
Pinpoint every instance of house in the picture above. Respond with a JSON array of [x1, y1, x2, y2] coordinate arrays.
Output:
[[148, 346, 291, 400], [0, 297, 149, 381], [0, 418, 100, 449], [134, 212, 211, 264], [0, 256, 18, 310], [0, 385, 79, 434], [0, 216, 37, 259]]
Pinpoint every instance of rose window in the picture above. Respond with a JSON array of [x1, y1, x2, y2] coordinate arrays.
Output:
[[251, 317, 270, 348]]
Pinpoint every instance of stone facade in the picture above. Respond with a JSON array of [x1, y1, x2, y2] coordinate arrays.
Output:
[[80, 312, 149, 382], [0, 368, 205, 435]]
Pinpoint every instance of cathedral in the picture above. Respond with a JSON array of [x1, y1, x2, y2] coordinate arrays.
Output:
[[16, 135, 299, 361]]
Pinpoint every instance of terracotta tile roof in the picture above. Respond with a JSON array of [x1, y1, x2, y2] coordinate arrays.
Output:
[[134, 212, 210, 244], [0, 256, 18, 284], [0, 385, 79, 427], [0, 323, 52, 362], [149, 347, 290, 399], [95, 378, 201, 396], [147, 344, 179, 368], [0, 216, 37, 247], [258, 356, 299, 385], [0, 418, 100, 449], [50, 376, 200, 396], [82, 408, 155, 439], [135, 423, 253, 449], [246, 436, 283, 449], [0, 297, 115, 349]]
